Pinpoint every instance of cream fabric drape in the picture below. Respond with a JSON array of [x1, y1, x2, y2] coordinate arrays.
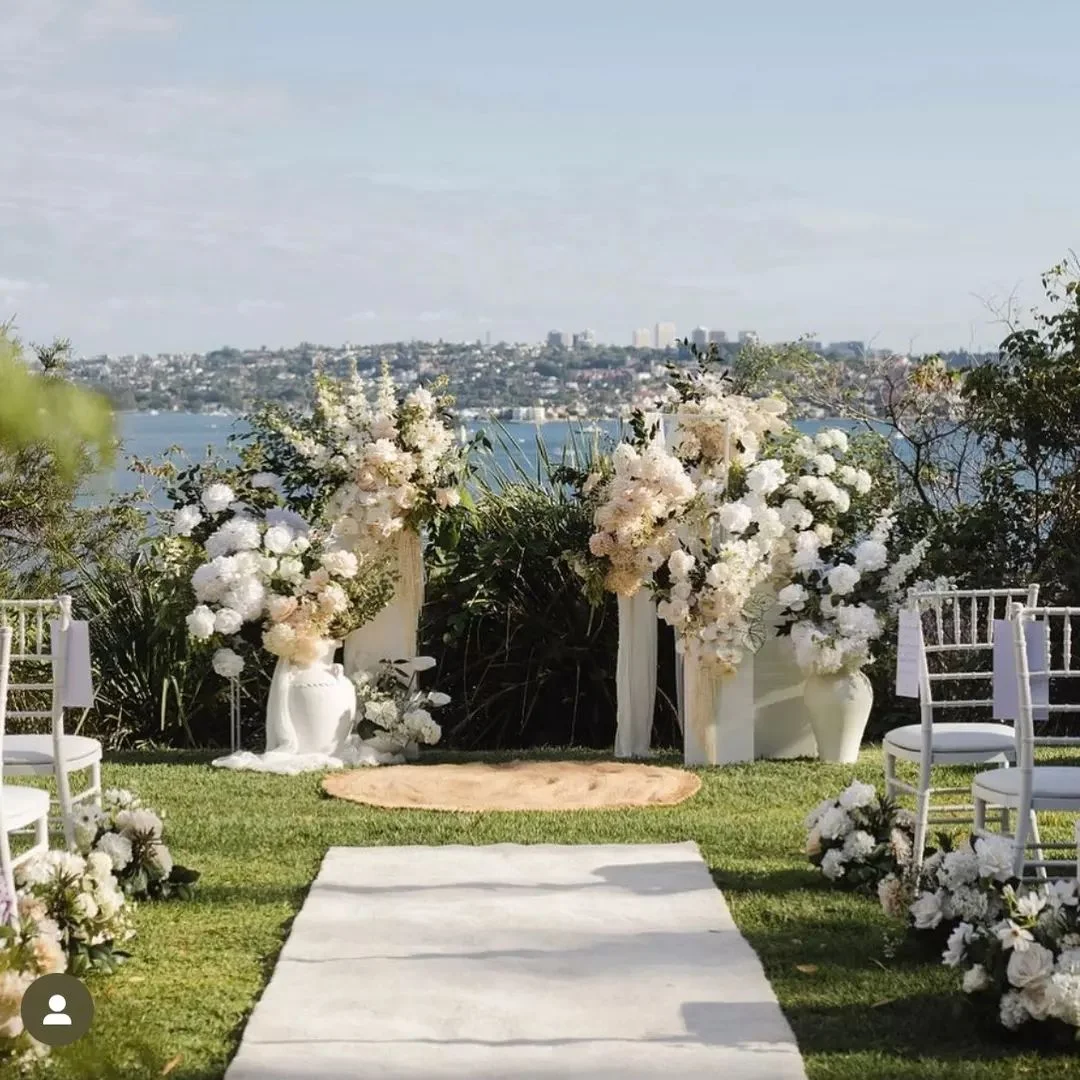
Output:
[[682, 649, 755, 765], [614, 591, 658, 758]]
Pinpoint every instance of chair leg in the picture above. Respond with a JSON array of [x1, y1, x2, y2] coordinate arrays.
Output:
[[54, 762, 76, 851], [913, 765, 932, 869], [0, 827, 16, 923], [1028, 812, 1047, 881], [35, 812, 48, 856], [973, 792, 986, 836], [89, 760, 102, 807], [884, 749, 896, 800], [1012, 805, 1031, 880]]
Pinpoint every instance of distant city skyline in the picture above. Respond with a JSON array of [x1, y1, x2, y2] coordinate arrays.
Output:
[[3, 1, 1078, 356]]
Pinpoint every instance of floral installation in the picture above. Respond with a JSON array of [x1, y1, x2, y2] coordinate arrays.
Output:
[[259, 364, 468, 553], [351, 656, 449, 758], [894, 833, 1015, 936], [942, 874, 1080, 1039], [776, 505, 931, 676], [0, 891, 66, 1070], [71, 788, 200, 902], [15, 849, 134, 975], [177, 476, 394, 672], [586, 436, 697, 597], [804, 780, 917, 893]]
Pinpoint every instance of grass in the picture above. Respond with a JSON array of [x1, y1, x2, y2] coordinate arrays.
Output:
[[20, 746, 1080, 1080]]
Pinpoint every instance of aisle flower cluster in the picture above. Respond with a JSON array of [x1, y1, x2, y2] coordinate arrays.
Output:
[[804, 780, 916, 893], [0, 892, 66, 1069], [178, 482, 392, 671], [351, 656, 450, 755], [71, 788, 200, 902], [15, 850, 134, 975]]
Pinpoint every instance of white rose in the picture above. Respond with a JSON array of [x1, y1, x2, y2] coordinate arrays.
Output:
[[910, 889, 945, 930], [717, 502, 753, 535], [185, 605, 217, 640], [668, 550, 695, 577], [212, 647, 245, 679], [263, 524, 294, 555], [1007, 942, 1054, 988], [826, 564, 861, 596], [214, 607, 243, 635], [201, 483, 236, 514], [777, 583, 808, 612]]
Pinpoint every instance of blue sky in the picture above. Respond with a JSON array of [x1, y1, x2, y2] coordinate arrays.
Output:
[[3, 0, 1078, 354]]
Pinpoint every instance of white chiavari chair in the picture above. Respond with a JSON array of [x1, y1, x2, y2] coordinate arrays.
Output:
[[973, 604, 1080, 880], [884, 586, 1039, 869], [0, 596, 102, 849], [0, 626, 50, 921]]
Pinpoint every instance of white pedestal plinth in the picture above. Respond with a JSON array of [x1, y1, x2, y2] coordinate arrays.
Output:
[[683, 654, 755, 766]]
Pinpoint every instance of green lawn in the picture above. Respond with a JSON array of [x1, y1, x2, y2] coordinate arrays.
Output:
[[23, 747, 1080, 1080]]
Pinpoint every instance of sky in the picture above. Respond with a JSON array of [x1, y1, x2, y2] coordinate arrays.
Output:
[[3, 0, 1079, 356]]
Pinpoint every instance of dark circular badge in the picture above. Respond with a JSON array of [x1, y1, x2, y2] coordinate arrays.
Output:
[[20, 973, 95, 1047]]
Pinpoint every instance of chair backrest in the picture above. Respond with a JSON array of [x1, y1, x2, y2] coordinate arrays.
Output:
[[1010, 604, 1080, 767], [913, 586, 1040, 719], [0, 595, 71, 732]]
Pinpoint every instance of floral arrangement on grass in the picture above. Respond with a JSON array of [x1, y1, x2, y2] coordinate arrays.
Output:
[[943, 875, 1080, 1037], [586, 437, 696, 597], [178, 477, 394, 672], [0, 890, 66, 1070], [15, 850, 134, 975], [259, 365, 467, 551], [776, 506, 930, 676], [891, 833, 1015, 935], [71, 788, 199, 901], [804, 780, 917, 893], [351, 656, 449, 759]]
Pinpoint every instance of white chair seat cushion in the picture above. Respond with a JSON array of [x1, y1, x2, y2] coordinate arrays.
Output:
[[884, 722, 1016, 755], [3, 734, 102, 768], [974, 766, 1080, 802], [2, 784, 50, 830]]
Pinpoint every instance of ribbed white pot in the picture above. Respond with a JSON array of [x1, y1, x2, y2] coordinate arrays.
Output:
[[802, 669, 873, 764]]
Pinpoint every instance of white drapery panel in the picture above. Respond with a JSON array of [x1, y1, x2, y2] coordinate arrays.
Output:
[[614, 591, 658, 758], [344, 528, 425, 675]]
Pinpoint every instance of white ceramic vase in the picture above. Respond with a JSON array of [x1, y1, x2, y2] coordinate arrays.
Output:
[[265, 640, 357, 756], [344, 529, 425, 676], [802, 669, 873, 764]]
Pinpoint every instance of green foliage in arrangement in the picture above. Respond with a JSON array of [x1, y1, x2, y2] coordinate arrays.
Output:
[[424, 423, 634, 750]]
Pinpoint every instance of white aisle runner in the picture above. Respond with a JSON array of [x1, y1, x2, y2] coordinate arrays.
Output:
[[226, 843, 807, 1080]]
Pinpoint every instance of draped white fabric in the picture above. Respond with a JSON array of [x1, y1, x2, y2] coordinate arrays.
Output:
[[343, 528, 425, 675], [614, 591, 658, 758], [682, 651, 755, 765]]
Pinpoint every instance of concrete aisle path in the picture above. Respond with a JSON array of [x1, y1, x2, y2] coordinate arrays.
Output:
[[226, 842, 807, 1079]]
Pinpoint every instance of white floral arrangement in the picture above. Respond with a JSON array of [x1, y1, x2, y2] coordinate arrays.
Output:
[[178, 481, 392, 672], [804, 780, 916, 894], [351, 656, 449, 758], [71, 788, 199, 901], [942, 874, 1080, 1038], [776, 504, 930, 676], [899, 835, 1014, 934], [0, 893, 66, 1070], [266, 365, 466, 552], [586, 438, 697, 597], [661, 368, 790, 479], [16, 849, 135, 975]]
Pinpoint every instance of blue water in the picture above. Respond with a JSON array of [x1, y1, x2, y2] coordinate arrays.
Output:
[[96, 411, 862, 503]]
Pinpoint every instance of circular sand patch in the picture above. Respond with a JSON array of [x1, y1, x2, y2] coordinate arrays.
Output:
[[322, 760, 701, 812]]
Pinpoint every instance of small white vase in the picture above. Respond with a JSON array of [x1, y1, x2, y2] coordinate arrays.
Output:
[[802, 669, 873, 764], [265, 640, 357, 756]]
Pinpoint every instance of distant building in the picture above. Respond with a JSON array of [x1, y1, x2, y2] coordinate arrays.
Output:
[[573, 329, 596, 348], [655, 322, 677, 349], [737, 330, 759, 345], [707, 329, 728, 345], [690, 326, 709, 348], [631, 327, 652, 349], [546, 330, 572, 349], [803, 340, 823, 354], [826, 340, 866, 360]]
